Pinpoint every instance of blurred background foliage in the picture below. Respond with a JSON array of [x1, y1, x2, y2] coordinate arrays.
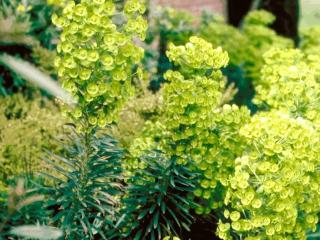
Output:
[[0, 0, 59, 96], [0, 94, 64, 191]]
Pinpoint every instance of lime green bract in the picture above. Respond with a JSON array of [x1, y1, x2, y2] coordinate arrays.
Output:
[[217, 111, 320, 240], [254, 48, 320, 126], [52, 0, 147, 131], [163, 36, 228, 164], [163, 37, 251, 212]]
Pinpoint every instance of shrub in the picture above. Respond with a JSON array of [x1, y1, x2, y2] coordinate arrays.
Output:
[[0, 94, 64, 188], [3, 1, 320, 240]]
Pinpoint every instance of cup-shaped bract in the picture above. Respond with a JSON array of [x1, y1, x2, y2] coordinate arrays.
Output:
[[52, 0, 147, 131], [217, 111, 320, 240], [254, 48, 320, 127], [163, 37, 251, 210]]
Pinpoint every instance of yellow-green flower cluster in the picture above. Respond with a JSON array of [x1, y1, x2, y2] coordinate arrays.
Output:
[[166, 36, 229, 72], [52, 0, 147, 131], [254, 48, 320, 126], [217, 111, 320, 240], [193, 104, 251, 214], [163, 37, 252, 212], [243, 10, 275, 26], [163, 36, 229, 164], [47, 0, 69, 7]]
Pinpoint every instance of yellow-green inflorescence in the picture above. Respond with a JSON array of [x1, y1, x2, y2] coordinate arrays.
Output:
[[163, 36, 229, 165], [52, 0, 147, 131], [254, 48, 320, 127], [162, 37, 251, 213], [217, 111, 320, 240]]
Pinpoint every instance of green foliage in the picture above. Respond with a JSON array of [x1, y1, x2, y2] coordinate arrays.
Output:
[[0, 179, 52, 239], [300, 26, 320, 80], [1, 0, 60, 49], [31, 43, 57, 74], [53, 0, 147, 132], [199, 10, 293, 109], [43, 130, 123, 239], [242, 10, 294, 81], [3, 1, 320, 240], [109, 84, 163, 148], [0, 94, 64, 188], [119, 151, 198, 240], [300, 26, 320, 51], [217, 111, 320, 240], [155, 7, 195, 46]]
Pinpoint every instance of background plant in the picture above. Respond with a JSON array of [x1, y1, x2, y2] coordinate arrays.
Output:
[[0, 179, 61, 239], [0, 0, 60, 96], [0, 94, 64, 190]]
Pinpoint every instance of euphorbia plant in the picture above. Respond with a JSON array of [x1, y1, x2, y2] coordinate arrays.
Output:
[[217, 111, 320, 240], [217, 48, 320, 240], [45, 0, 147, 239], [120, 37, 251, 239]]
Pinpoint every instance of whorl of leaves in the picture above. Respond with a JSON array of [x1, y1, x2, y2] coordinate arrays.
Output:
[[42, 128, 123, 239], [119, 151, 199, 240]]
